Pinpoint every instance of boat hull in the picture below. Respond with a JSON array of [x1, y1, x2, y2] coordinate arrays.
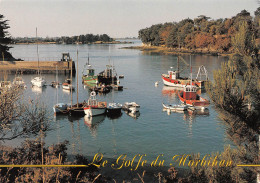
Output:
[[162, 103, 187, 111], [84, 106, 106, 117], [68, 108, 85, 116], [178, 92, 210, 106], [161, 74, 204, 88], [107, 108, 122, 115], [31, 77, 46, 87], [53, 103, 68, 113], [82, 76, 98, 84]]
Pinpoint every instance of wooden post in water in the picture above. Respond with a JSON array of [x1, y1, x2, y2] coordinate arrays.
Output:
[[36, 27, 40, 75], [2, 52, 4, 61], [70, 57, 73, 109]]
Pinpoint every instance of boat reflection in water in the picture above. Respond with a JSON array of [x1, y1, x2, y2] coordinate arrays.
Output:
[[31, 85, 46, 94], [107, 112, 122, 120], [124, 110, 140, 119], [84, 114, 106, 137], [161, 86, 183, 102], [183, 108, 210, 137]]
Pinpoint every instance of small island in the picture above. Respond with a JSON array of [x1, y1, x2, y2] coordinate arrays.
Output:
[[12, 34, 133, 45]]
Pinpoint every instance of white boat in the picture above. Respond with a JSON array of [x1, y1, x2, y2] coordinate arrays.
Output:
[[123, 102, 140, 114], [62, 79, 74, 90], [31, 76, 46, 87], [31, 28, 46, 88], [162, 103, 188, 111], [13, 76, 27, 88], [53, 103, 68, 113], [84, 91, 107, 117]]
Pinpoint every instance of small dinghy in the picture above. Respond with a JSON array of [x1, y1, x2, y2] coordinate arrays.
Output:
[[62, 79, 74, 90], [162, 103, 188, 111], [123, 102, 140, 114], [53, 103, 68, 114]]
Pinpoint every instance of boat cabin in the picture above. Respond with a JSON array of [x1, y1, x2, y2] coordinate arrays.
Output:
[[86, 66, 95, 76], [182, 85, 198, 100], [168, 70, 180, 80]]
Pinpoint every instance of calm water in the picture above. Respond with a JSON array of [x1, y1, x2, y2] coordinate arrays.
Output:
[[4, 40, 231, 163]]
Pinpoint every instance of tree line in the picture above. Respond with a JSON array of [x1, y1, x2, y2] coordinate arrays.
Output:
[[12, 33, 114, 44], [139, 8, 260, 53]]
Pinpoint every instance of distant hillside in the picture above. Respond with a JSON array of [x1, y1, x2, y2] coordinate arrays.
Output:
[[138, 8, 260, 54]]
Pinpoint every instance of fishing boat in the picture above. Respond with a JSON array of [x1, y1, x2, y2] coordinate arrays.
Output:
[[97, 64, 118, 85], [62, 79, 74, 90], [82, 55, 98, 85], [162, 103, 188, 111], [161, 56, 207, 88], [84, 91, 107, 117], [178, 85, 210, 107], [122, 102, 140, 114], [13, 76, 27, 88], [31, 28, 46, 88]]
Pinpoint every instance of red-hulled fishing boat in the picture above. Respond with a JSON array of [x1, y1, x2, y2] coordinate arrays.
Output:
[[161, 56, 207, 88], [178, 85, 210, 106]]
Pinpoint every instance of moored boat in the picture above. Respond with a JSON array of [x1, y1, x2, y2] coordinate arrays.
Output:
[[82, 55, 98, 85], [162, 103, 188, 111], [123, 102, 140, 114], [178, 85, 210, 107], [97, 64, 117, 85], [31, 76, 46, 87], [161, 56, 207, 88], [84, 91, 107, 117], [107, 103, 122, 116], [13, 76, 27, 88], [62, 79, 74, 90], [53, 103, 68, 114]]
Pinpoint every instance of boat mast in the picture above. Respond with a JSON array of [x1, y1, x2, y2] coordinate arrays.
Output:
[[36, 27, 39, 75], [87, 53, 89, 65], [177, 56, 179, 78], [56, 65, 58, 104], [70, 54, 73, 108], [190, 55, 192, 85], [77, 50, 79, 108]]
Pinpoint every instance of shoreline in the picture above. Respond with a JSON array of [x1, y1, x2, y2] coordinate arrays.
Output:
[[12, 40, 134, 45], [122, 45, 232, 57]]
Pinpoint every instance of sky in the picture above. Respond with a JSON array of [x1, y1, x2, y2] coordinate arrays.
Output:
[[0, 0, 259, 38]]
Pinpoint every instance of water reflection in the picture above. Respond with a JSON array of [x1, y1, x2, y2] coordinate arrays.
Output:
[[31, 85, 46, 94], [124, 111, 141, 119], [84, 114, 106, 138], [161, 86, 182, 102], [107, 112, 122, 120]]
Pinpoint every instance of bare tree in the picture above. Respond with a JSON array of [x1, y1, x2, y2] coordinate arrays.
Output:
[[0, 86, 50, 141]]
